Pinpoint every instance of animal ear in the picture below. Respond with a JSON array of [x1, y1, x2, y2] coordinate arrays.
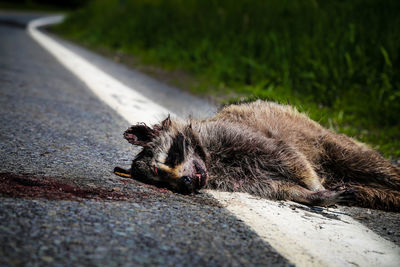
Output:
[[153, 114, 172, 132], [123, 123, 156, 146], [161, 114, 171, 130]]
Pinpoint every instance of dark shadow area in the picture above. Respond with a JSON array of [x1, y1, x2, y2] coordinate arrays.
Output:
[[0, 18, 26, 28], [0, 0, 88, 11]]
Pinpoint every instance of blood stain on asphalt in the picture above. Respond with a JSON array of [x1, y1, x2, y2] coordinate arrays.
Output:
[[0, 173, 134, 201]]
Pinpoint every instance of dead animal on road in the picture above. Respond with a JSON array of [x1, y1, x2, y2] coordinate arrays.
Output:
[[114, 100, 400, 211]]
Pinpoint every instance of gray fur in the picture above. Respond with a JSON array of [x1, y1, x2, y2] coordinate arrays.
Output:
[[116, 100, 400, 211]]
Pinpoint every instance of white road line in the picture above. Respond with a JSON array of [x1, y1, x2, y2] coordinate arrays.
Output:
[[28, 15, 171, 126], [28, 16, 400, 267], [208, 191, 400, 267]]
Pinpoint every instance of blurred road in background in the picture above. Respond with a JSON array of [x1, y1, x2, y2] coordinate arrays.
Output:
[[0, 11, 399, 266]]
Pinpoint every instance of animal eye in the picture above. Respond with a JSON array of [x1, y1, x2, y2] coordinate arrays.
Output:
[[165, 133, 185, 167]]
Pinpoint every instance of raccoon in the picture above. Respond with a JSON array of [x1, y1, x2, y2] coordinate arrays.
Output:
[[114, 100, 400, 211]]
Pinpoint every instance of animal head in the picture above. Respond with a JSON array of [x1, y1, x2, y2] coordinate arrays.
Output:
[[123, 116, 209, 194]]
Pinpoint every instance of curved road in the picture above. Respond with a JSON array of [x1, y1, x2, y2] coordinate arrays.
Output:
[[0, 11, 399, 267]]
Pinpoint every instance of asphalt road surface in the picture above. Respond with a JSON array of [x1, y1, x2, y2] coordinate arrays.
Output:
[[0, 11, 399, 267]]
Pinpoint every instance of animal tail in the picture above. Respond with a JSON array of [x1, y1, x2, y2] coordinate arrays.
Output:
[[341, 182, 400, 212]]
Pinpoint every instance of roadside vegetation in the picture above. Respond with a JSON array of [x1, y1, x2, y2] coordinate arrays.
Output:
[[53, 0, 400, 158]]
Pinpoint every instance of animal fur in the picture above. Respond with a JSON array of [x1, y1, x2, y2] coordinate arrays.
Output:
[[114, 100, 400, 211]]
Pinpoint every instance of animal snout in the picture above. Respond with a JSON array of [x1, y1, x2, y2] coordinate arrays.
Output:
[[177, 176, 195, 194], [177, 170, 207, 194]]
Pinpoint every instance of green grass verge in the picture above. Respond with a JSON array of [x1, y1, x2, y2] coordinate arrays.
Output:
[[52, 0, 400, 158]]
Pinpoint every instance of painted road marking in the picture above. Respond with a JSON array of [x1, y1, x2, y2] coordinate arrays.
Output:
[[28, 15, 171, 126], [208, 191, 400, 267], [28, 16, 400, 267]]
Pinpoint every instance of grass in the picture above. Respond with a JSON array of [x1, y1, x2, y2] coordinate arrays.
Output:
[[52, 0, 400, 158]]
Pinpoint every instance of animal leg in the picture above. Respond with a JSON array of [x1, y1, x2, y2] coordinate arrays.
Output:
[[209, 137, 327, 193], [322, 135, 400, 189], [281, 184, 354, 207], [345, 183, 400, 211], [270, 142, 326, 192], [319, 135, 400, 210]]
